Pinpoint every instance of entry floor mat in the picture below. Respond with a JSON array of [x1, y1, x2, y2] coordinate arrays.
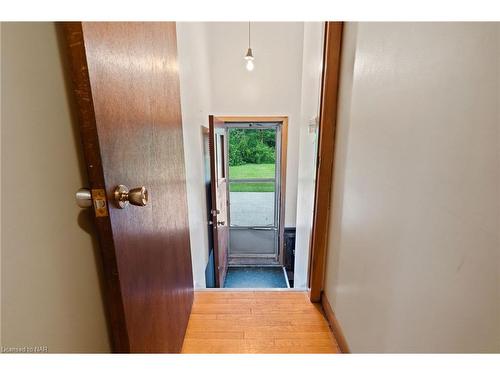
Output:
[[223, 266, 289, 288]]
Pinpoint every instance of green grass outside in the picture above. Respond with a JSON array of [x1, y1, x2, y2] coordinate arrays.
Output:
[[229, 163, 275, 192], [229, 163, 275, 179], [230, 182, 275, 192]]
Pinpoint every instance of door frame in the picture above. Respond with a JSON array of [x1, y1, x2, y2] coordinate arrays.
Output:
[[212, 116, 288, 265], [308, 22, 344, 302]]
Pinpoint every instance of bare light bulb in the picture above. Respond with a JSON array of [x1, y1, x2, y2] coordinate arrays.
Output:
[[245, 58, 255, 71], [244, 47, 254, 72]]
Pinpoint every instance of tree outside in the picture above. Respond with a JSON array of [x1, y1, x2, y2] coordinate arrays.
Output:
[[228, 128, 276, 192]]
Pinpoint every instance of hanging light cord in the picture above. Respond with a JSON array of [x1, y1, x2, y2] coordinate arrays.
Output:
[[248, 21, 251, 48]]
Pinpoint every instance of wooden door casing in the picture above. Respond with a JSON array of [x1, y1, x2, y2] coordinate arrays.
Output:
[[308, 22, 343, 302], [63, 22, 193, 353]]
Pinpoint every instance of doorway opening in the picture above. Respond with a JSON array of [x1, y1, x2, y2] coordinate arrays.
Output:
[[208, 116, 288, 288], [228, 122, 282, 263], [63, 21, 343, 352], [177, 22, 334, 293]]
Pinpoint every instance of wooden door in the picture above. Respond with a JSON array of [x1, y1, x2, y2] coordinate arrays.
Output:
[[63, 22, 193, 353], [202, 127, 216, 287], [208, 115, 229, 287]]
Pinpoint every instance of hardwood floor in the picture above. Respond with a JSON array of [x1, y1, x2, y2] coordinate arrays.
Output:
[[181, 291, 339, 353]]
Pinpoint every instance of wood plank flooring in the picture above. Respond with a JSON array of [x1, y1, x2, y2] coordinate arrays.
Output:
[[181, 291, 339, 353]]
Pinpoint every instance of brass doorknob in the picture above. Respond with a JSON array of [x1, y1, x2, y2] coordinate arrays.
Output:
[[114, 185, 148, 209]]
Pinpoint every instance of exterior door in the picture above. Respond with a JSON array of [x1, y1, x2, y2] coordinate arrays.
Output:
[[63, 22, 193, 353], [208, 115, 229, 287], [226, 123, 281, 262]]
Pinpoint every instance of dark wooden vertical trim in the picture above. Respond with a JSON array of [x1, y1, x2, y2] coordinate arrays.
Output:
[[59, 22, 130, 352], [208, 115, 222, 287], [321, 292, 350, 353], [308, 22, 343, 302]]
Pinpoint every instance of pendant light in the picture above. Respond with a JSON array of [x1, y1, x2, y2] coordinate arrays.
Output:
[[244, 21, 254, 71]]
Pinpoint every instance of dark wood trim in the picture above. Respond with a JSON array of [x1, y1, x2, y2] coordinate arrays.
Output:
[[215, 116, 288, 265], [208, 115, 224, 287], [308, 22, 344, 302], [321, 292, 350, 353], [60, 22, 129, 353]]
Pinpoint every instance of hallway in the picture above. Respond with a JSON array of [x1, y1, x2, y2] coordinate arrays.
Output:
[[181, 291, 339, 353]]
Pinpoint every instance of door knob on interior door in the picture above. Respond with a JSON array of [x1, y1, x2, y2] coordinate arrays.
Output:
[[114, 185, 149, 208]]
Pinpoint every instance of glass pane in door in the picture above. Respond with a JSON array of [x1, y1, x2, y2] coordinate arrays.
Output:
[[228, 128, 276, 180], [229, 182, 276, 226]]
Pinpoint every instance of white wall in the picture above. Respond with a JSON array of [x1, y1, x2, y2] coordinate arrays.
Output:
[[206, 22, 304, 228], [177, 22, 322, 287], [177, 23, 212, 288], [1, 22, 111, 352], [325, 22, 500, 353], [294, 22, 324, 289]]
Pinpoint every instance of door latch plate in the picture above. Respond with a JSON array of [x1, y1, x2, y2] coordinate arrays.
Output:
[[92, 189, 108, 217]]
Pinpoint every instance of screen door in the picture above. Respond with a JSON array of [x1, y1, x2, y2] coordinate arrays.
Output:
[[227, 122, 282, 262]]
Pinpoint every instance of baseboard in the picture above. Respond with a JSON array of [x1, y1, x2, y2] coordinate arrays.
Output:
[[321, 292, 350, 353]]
